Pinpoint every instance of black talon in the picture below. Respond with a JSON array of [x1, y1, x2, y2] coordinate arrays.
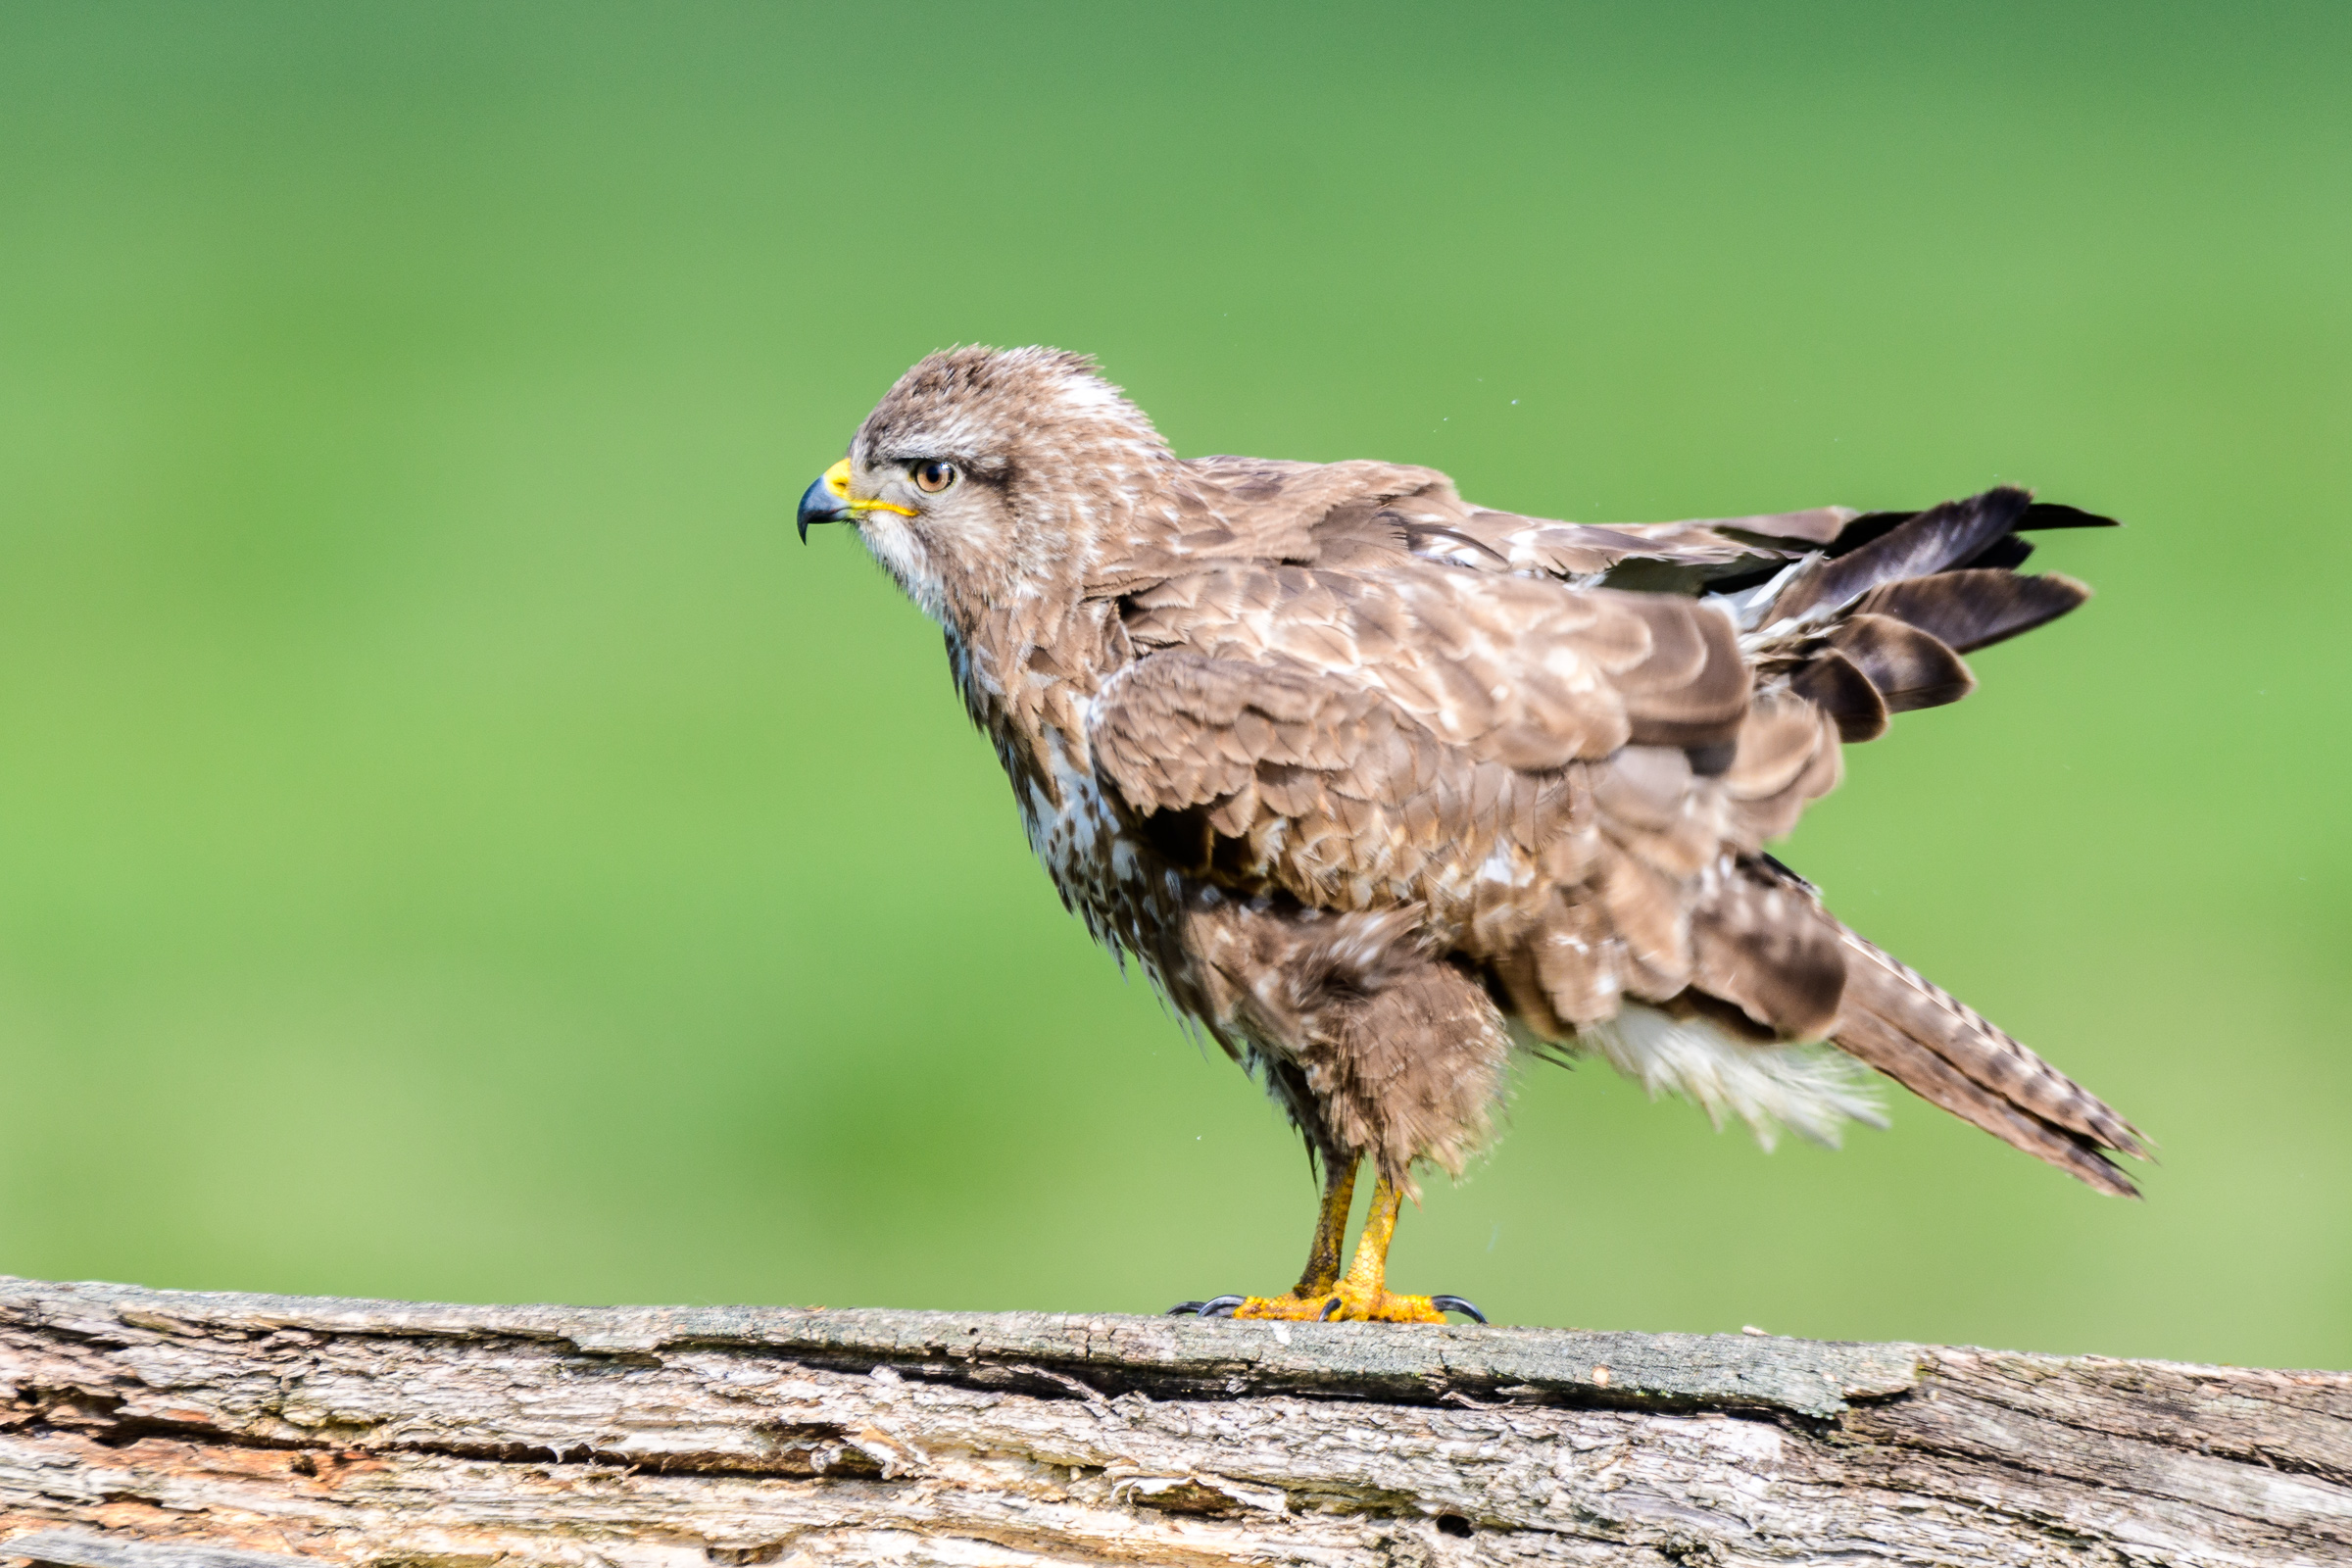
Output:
[[1320, 1297, 1344, 1320], [1200, 1295, 1247, 1317], [1431, 1295, 1488, 1323], [1165, 1300, 1205, 1316]]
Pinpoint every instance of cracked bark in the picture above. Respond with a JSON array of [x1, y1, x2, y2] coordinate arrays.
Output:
[[0, 1278, 2344, 1566]]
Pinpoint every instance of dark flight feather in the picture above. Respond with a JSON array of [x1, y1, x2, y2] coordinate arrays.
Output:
[[1788, 647, 1888, 742], [1855, 569, 2093, 655], [1771, 488, 2034, 624], [1825, 613, 1977, 712]]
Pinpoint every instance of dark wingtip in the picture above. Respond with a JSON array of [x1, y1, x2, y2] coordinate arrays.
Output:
[[2019, 501, 2124, 531], [1822, 488, 2120, 560]]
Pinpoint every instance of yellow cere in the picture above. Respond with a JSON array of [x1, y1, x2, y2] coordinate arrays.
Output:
[[824, 457, 918, 517]]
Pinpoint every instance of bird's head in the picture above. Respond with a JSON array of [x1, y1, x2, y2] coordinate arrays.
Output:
[[797, 346, 1171, 624]]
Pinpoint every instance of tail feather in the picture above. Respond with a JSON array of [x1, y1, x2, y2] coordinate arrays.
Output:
[[1706, 489, 2143, 1195], [1829, 928, 2149, 1197]]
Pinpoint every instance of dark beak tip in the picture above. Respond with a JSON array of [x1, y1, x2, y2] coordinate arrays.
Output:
[[796, 473, 851, 543]]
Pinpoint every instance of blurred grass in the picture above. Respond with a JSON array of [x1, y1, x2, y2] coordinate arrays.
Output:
[[0, 1, 2344, 1367]]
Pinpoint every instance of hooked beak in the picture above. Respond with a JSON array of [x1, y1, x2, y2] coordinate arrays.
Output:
[[797, 458, 857, 543]]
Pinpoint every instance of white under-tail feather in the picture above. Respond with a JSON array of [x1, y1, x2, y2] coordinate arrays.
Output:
[[1580, 1004, 1888, 1151]]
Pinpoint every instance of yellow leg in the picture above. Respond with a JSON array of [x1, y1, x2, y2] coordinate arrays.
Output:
[[1328, 1174, 1447, 1323], [1228, 1168, 1459, 1324], [1229, 1159, 1358, 1319], [1294, 1158, 1359, 1297]]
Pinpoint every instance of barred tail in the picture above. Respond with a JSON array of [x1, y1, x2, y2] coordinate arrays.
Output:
[[1828, 927, 2150, 1197]]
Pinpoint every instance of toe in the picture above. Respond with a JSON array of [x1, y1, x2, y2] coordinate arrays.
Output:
[[1365, 1293, 1447, 1324], [1231, 1293, 1335, 1321]]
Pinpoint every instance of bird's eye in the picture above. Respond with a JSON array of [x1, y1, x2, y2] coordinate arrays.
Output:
[[911, 460, 957, 494]]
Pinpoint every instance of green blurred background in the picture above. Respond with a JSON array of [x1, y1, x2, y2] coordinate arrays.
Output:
[[0, 2, 2344, 1369]]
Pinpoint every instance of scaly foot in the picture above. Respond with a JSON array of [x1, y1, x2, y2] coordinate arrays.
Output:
[[1163, 1165, 1486, 1323], [1165, 1288, 1484, 1323]]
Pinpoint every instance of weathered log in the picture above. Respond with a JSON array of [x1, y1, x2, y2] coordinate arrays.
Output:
[[0, 1277, 2344, 1565]]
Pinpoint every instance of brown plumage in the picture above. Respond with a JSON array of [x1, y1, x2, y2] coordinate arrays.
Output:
[[798, 347, 2147, 1318]]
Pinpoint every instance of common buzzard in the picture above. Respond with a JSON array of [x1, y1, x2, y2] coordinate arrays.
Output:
[[798, 347, 2144, 1324]]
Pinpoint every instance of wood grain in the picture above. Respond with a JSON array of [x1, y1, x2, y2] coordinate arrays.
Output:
[[0, 1278, 2344, 1565]]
